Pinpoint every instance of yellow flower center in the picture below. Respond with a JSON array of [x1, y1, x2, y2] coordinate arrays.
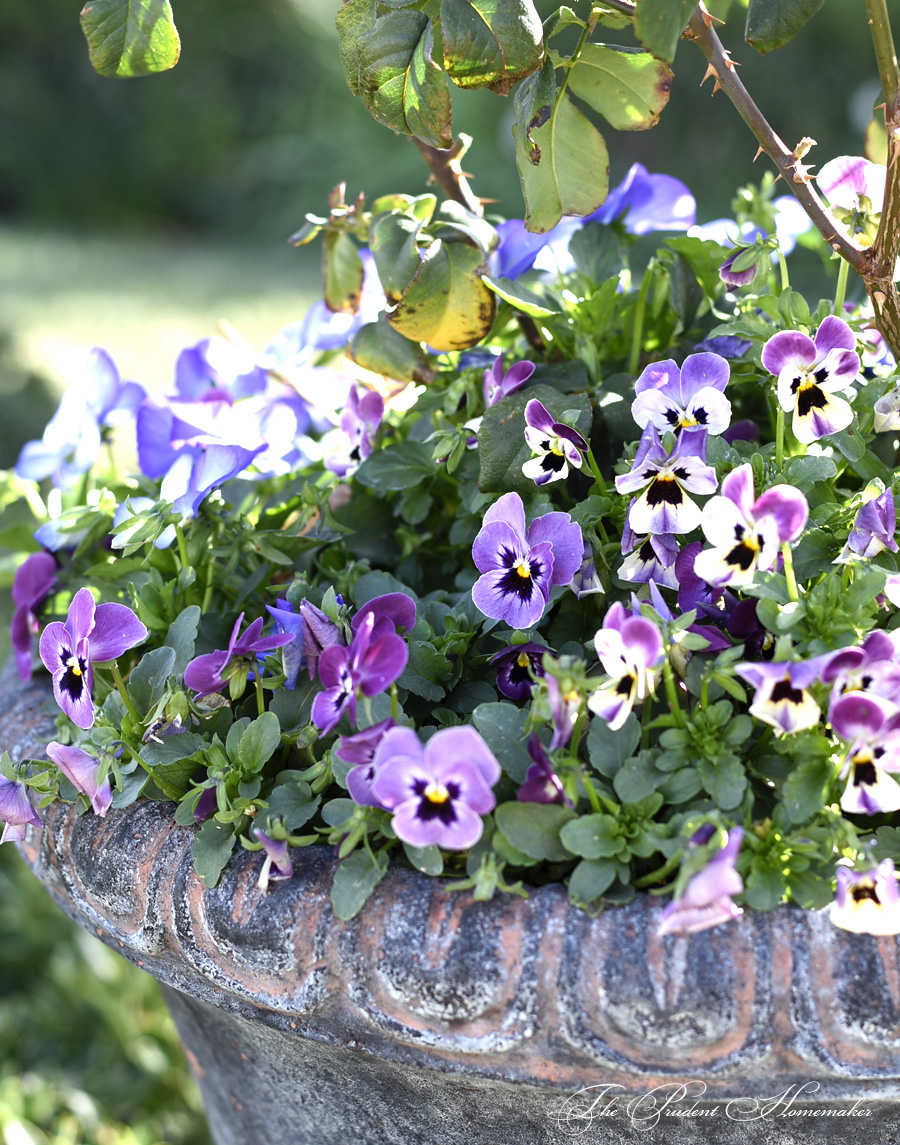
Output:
[[423, 782, 450, 804], [514, 558, 531, 579], [66, 655, 82, 677], [517, 652, 531, 668]]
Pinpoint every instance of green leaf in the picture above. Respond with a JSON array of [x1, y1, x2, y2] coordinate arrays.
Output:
[[356, 11, 452, 148], [586, 712, 640, 778], [80, 0, 181, 77], [370, 213, 424, 303], [472, 702, 531, 782], [612, 750, 662, 803], [127, 646, 176, 716], [567, 223, 623, 284], [696, 755, 746, 810], [398, 640, 453, 700], [559, 813, 622, 859], [266, 777, 320, 833], [236, 712, 283, 774], [388, 237, 496, 351], [482, 276, 559, 318], [782, 755, 835, 824], [324, 232, 365, 314], [565, 44, 672, 131], [164, 605, 199, 678], [336, 0, 376, 95], [743, 857, 785, 910], [633, 0, 695, 64], [331, 849, 389, 920], [355, 440, 435, 491], [192, 820, 237, 889], [567, 858, 617, 910], [403, 842, 444, 875], [349, 316, 436, 384], [781, 454, 838, 491], [441, 0, 543, 94], [494, 801, 576, 861], [790, 528, 835, 582], [745, 0, 824, 53], [477, 383, 591, 494], [514, 77, 609, 232]]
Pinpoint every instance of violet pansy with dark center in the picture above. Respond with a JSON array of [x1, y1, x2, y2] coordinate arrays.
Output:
[[631, 353, 732, 438], [615, 425, 717, 535], [831, 859, 900, 935], [521, 399, 587, 486], [735, 655, 832, 735], [588, 602, 664, 730], [830, 692, 900, 815]]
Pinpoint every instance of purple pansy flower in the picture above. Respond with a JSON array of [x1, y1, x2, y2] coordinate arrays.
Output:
[[619, 529, 679, 589], [522, 399, 588, 486], [831, 859, 900, 935], [39, 588, 148, 730], [252, 827, 294, 890], [471, 492, 583, 629], [735, 655, 831, 735], [545, 674, 580, 751], [587, 603, 664, 730], [264, 600, 307, 689], [0, 776, 42, 843], [761, 316, 860, 444], [325, 384, 384, 478], [16, 348, 145, 488], [46, 741, 112, 817], [351, 593, 417, 639], [693, 464, 809, 587], [11, 552, 57, 682], [483, 357, 535, 408], [371, 725, 500, 850], [517, 735, 572, 807], [311, 612, 408, 737], [491, 641, 547, 700], [175, 336, 267, 402], [631, 353, 732, 438], [818, 156, 886, 214], [572, 543, 605, 598], [184, 613, 294, 696], [830, 693, 900, 815], [838, 488, 898, 562], [694, 335, 752, 359], [616, 426, 718, 536], [296, 599, 344, 683], [822, 630, 900, 712], [336, 718, 397, 807], [657, 827, 744, 936], [718, 246, 763, 288]]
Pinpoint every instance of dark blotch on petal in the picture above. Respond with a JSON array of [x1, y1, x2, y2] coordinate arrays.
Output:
[[797, 385, 828, 417], [724, 541, 756, 571], [853, 760, 878, 787], [770, 679, 804, 705], [646, 475, 684, 507]]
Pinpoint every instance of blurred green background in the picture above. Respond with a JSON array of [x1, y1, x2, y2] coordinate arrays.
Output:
[[0, 0, 887, 1140]]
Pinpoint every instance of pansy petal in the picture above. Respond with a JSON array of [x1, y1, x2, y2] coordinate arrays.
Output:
[[88, 603, 148, 662], [424, 726, 501, 787], [679, 353, 730, 398], [814, 315, 858, 356], [761, 330, 817, 376]]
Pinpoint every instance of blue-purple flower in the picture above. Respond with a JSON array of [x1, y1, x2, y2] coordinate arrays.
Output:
[[830, 692, 900, 815], [46, 741, 112, 817], [693, 464, 809, 587], [631, 353, 732, 437], [735, 656, 831, 735], [253, 827, 294, 890], [471, 492, 583, 629], [490, 642, 547, 700], [483, 357, 534, 408], [336, 718, 397, 807], [311, 612, 408, 736], [761, 316, 860, 444], [522, 399, 588, 485], [657, 827, 744, 936], [615, 426, 718, 535], [175, 336, 267, 401], [587, 603, 664, 730], [0, 776, 42, 843], [184, 613, 294, 696], [838, 488, 898, 562], [831, 859, 900, 935], [325, 384, 384, 478], [39, 588, 148, 729], [11, 552, 57, 682], [371, 725, 500, 849], [517, 735, 572, 806]]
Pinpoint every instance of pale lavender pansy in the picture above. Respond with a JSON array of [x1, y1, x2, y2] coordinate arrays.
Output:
[[761, 316, 860, 444], [252, 827, 294, 890], [522, 399, 587, 486], [631, 353, 732, 438], [734, 656, 831, 735], [587, 603, 664, 730], [619, 530, 680, 590], [831, 859, 900, 935], [0, 776, 42, 843], [830, 693, 900, 815], [337, 718, 397, 808], [39, 588, 148, 730], [616, 426, 718, 536], [483, 356, 534, 408], [517, 735, 572, 807], [175, 336, 267, 402], [371, 725, 500, 850], [657, 827, 744, 936], [471, 492, 583, 630], [818, 155, 886, 214], [184, 613, 294, 696], [46, 741, 112, 817], [11, 552, 57, 682], [310, 612, 408, 737], [325, 384, 384, 478], [693, 464, 809, 587], [838, 488, 898, 562]]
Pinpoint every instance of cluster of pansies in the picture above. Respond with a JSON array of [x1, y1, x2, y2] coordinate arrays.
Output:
[[6, 155, 900, 937]]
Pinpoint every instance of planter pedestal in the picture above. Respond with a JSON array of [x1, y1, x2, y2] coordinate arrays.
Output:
[[6, 664, 900, 1142]]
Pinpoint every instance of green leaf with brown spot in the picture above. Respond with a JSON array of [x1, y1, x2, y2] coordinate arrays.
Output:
[[324, 232, 365, 314], [336, 0, 376, 95], [633, 0, 694, 64], [356, 11, 452, 148], [441, 0, 544, 93], [565, 43, 672, 131], [80, 0, 180, 77], [388, 237, 495, 350], [514, 82, 609, 232], [745, 0, 824, 53]]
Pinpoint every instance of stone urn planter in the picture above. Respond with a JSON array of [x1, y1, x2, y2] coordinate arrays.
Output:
[[6, 661, 900, 1143]]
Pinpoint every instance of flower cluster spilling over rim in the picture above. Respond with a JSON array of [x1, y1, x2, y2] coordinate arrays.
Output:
[[5, 159, 900, 933]]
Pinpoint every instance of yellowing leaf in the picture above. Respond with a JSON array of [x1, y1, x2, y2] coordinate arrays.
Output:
[[388, 238, 495, 351]]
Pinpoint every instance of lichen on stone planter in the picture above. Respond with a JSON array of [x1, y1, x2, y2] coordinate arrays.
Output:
[[6, 662, 900, 1144]]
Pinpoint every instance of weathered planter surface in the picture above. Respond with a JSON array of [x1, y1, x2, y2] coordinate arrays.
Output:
[[6, 661, 900, 1143]]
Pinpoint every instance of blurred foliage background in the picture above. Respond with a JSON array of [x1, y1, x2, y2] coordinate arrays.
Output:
[[0, 0, 888, 1140]]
